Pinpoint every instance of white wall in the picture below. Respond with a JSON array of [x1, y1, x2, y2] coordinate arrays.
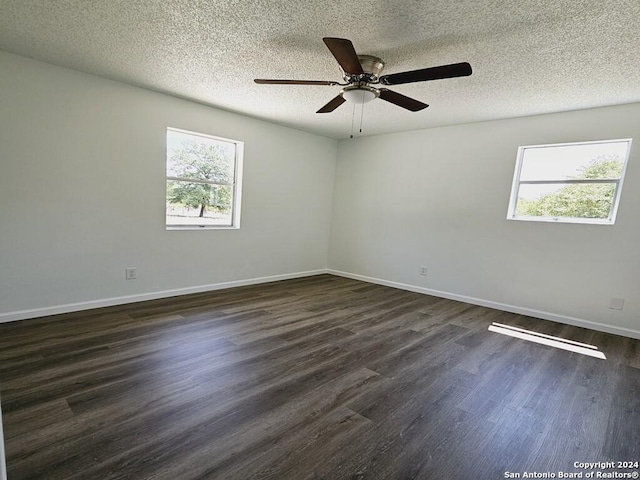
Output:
[[2, 50, 639, 340], [0, 51, 337, 320], [329, 104, 640, 338]]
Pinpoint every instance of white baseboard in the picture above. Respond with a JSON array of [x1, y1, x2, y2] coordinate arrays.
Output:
[[328, 269, 640, 340], [0, 269, 328, 324], [2, 268, 638, 341]]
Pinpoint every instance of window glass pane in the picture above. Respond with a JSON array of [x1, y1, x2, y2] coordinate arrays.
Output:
[[166, 181, 233, 226], [515, 182, 617, 219], [519, 141, 628, 181], [167, 130, 236, 184], [166, 127, 243, 229]]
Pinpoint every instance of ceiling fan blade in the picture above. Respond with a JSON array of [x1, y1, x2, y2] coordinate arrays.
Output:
[[380, 62, 472, 85], [317, 94, 346, 113], [323, 37, 364, 75], [254, 79, 339, 86], [378, 89, 428, 111]]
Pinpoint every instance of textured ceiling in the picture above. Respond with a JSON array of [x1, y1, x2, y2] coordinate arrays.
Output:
[[1, 0, 639, 139]]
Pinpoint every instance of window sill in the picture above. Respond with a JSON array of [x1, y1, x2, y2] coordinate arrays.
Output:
[[507, 216, 615, 226], [166, 225, 240, 231]]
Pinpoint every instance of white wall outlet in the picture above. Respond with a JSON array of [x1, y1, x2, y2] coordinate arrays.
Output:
[[609, 298, 624, 310], [125, 267, 137, 280], [420, 266, 428, 276]]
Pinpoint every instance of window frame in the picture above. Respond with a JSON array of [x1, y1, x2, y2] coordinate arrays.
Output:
[[166, 127, 243, 230], [507, 138, 632, 225]]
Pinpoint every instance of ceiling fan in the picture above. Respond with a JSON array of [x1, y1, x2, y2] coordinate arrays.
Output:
[[255, 37, 472, 113]]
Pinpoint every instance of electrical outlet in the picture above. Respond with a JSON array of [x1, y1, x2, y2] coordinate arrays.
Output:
[[125, 267, 137, 280], [420, 266, 428, 276]]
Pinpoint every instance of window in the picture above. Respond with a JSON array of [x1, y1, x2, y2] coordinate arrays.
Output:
[[507, 138, 632, 225], [166, 128, 243, 229]]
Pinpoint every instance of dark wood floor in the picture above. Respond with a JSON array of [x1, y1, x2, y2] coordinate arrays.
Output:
[[0, 274, 638, 479]]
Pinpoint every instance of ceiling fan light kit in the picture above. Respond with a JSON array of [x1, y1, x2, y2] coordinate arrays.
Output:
[[342, 85, 378, 104], [254, 37, 472, 115]]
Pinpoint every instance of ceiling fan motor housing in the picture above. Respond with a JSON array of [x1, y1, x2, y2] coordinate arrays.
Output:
[[342, 55, 385, 83]]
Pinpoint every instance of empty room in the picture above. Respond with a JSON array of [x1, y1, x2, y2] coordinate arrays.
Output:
[[0, 1, 639, 479]]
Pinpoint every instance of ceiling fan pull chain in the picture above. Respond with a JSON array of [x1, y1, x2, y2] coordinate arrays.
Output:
[[359, 93, 365, 133], [350, 103, 356, 138]]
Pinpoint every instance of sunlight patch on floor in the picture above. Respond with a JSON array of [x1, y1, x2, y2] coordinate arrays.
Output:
[[488, 322, 606, 359]]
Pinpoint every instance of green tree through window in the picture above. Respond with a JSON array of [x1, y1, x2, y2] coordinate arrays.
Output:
[[167, 140, 233, 217], [508, 139, 632, 224], [516, 157, 623, 219], [166, 128, 242, 228]]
